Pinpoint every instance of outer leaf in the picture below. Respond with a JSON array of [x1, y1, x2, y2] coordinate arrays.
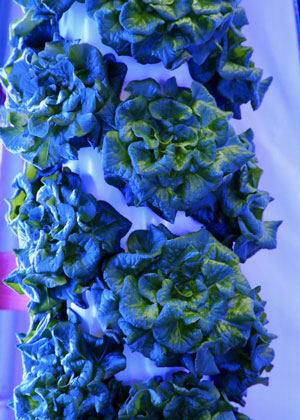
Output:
[[188, 7, 272, 117]]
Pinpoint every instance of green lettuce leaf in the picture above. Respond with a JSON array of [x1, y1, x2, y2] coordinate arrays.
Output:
[[15, 0, 76, 15], [188, 129, 281, 261], [9, 9, 59, 51]]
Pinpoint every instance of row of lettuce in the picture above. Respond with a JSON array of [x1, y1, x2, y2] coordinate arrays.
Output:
[[5, 163, 274, 419], [0, 37, 280, 261], [1, 0, 279, 419]]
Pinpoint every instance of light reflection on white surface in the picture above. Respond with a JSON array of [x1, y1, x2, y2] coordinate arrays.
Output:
[[115, 345, 187, 384], [231, 1, 300, 419], [70, 290, 101, 337], [66, 147, 203, 245], [0, 143, 3, 168]]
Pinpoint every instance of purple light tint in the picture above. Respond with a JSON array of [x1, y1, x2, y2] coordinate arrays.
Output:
[[0, 146, 24, 253], [0, 85, 5, 106], [0, 0, 299, 418], [0, 4, 29, 420], [0, 311, 29, 420], [231, 1, 300, 418], [0, 1, 24, 253]]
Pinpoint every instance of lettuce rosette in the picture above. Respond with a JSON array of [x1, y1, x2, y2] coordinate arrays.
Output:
[[93, 224, 274, 403], [119, 372, 252, 420], [9, 9, 60, 52], [188, 130, 281, 262], [10, 0, 79, 51], [102, 78, 253, 222], [86, 0, 238, 70], [13, 314, 128, 420], [4, 164, 131, 313], [0, 37, 127, 169], [188, 7, 272, 118], [14, 0, 79, 18]]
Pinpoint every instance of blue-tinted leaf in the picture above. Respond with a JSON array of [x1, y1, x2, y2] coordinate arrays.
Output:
[[63, 233, 101, 278], [68, 43, 106, 84], [195, 347, 220, 375], [153, 302, 203, 353], [119, 275, 159, 329], [34, 245, 64, 274], [120, 0, 164, 36], [126, 79, 161, 101]]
